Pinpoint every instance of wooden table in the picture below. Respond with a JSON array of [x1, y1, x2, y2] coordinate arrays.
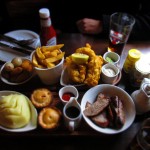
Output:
[[0, 33, 150, 150]]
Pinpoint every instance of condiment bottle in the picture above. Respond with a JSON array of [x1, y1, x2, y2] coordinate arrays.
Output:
[[123, 49, 141, 73], [39, 8, 56, 46], [131, 82, 150, 114]]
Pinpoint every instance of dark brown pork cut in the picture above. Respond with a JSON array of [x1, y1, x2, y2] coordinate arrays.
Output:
[[110, 96, 126, 128]]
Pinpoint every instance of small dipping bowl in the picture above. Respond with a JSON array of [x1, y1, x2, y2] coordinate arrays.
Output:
[[59, 85, 79, 105], [103, 51, 120, 66], [101, 63, 120, 84]]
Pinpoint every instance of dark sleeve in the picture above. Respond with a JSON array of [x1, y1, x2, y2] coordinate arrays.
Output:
[[101, 0, 150, 41], [0, 1, 10, 33], [130, 1, 150, 41]]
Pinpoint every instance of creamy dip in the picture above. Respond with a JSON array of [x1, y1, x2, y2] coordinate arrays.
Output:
[[103, 68, 116, 77]]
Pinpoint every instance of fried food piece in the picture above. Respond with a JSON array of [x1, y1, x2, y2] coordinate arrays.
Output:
[[21, 59, 33, 72], [75, 43, 96, 58], [10, 66, 23, 76], [36, 47, 45, 60], [41, 44, 64, 53], [32, 44, 65, 69], [44, 52, 65, 63], [65, 43, 103, 87], [84, 55, 103, 87], [65, 56, 86, 83], [67, 63, 86, 83]]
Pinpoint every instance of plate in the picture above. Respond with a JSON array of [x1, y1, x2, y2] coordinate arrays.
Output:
[[0, 30, 40, 62], [81, 84, 136, 134], [60, 67, 121, 87], [0, 91, 38, 132], [0, 58, 35, 85]]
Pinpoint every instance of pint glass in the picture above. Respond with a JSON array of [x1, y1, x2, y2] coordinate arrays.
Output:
[[108, 12, 135, 56]]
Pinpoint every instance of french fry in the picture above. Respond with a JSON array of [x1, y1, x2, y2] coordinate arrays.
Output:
[[41, 44, 64, 53], [46, 62, 55, 68], [32, 54, 39, 66], [43, 49, 59, 58], [32, 44, 65, 69], [44, 52, 65, 63], [36, 47, 45, 60], [32, 54, 44, 68]]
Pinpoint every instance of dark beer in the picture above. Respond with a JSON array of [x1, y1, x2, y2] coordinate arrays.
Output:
[[108, 31, 125, 56]]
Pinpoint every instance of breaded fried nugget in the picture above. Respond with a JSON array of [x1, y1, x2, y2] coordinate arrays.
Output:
[[67, 64, 86, 83], [84, 55, 103, 87], [65, 43, 103, 86]]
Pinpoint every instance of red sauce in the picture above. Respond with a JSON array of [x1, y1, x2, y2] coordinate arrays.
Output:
[[62, 92, 75, 101]]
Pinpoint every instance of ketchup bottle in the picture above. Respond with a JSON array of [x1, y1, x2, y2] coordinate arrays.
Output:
[[39, 8, 56, 46]]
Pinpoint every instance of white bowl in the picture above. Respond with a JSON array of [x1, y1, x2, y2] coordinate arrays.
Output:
[[59, 85, 79, 105], [81, 84, 136, 134], [0, 58, 35, 85], [103, 51, 120, 66], [101, 63, 120, 84], [31, 50, 64, 85], [0, 91, 37, 132]]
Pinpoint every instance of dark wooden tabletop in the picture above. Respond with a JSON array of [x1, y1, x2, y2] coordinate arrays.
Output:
[[0, 33, 150, 150]]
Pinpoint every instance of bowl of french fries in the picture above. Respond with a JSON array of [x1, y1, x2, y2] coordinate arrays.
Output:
[[30, 44, 65, 85]]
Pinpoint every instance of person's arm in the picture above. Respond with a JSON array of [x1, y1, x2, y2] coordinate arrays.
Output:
[[76, 18, 103, 35]]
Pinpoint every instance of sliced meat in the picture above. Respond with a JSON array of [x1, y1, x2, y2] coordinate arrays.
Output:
[[85, 101, 92, 108], [85, 101, 109, 128], [96, 92, 105, 101], [83, 95, 109, 117], [116, 98, 126, 127], [91, 111, 109, 128], [107, 105, 114, 123], [110, 96, 126, 128]]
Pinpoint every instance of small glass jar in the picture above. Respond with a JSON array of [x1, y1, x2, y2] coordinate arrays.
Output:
[[130, 59, 150, 87]]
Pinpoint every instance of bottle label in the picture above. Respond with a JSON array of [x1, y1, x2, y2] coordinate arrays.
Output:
[[40, 26, 56, 46]]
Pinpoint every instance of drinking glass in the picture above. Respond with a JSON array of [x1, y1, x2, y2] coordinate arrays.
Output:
[[108, 12, 135, 56]]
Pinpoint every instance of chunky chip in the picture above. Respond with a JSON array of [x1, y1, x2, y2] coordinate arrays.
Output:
[[32, 44, 65, 69]]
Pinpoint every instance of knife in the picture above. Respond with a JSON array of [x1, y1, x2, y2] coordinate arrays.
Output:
[[0, 34, 35, 50], [0, 42, 32, 55]]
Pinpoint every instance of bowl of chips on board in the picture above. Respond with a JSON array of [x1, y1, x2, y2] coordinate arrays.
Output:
[[60, 43, 104, 87], [30, 44, 65, 85]]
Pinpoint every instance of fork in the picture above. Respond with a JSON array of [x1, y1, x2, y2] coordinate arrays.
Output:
[[0, 34, 36, 50]]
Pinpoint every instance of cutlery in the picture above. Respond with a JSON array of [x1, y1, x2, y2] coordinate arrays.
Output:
[[0, 34, 35, 50], [0, 42, 32, 55]]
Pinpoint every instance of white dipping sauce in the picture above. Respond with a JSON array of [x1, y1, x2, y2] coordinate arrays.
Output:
[[103, 68, 116, 77]]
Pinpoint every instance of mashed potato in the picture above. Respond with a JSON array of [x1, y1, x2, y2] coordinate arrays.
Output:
[[0, 94, 31, 129]]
